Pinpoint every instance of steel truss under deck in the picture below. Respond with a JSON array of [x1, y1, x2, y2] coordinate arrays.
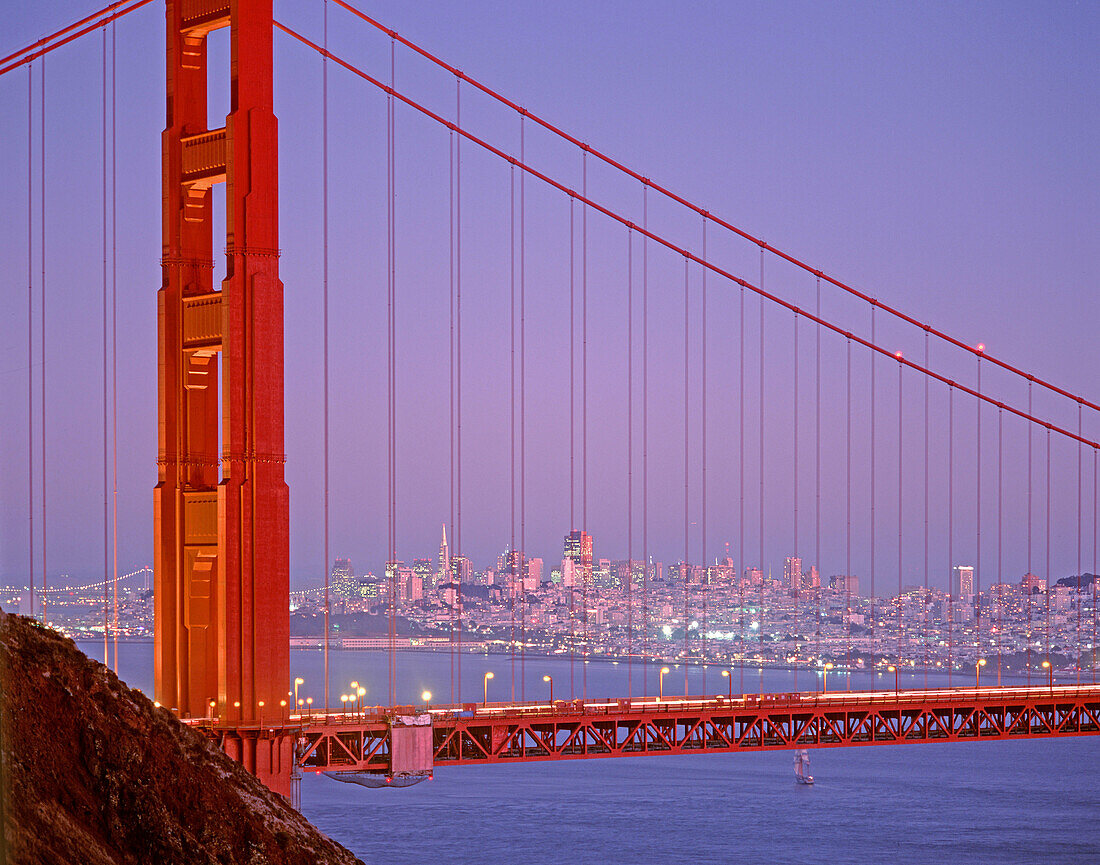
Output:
[[286, 684, 1100, 776]]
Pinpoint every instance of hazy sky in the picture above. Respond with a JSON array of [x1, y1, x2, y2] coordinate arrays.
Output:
[[1, 1, 1097, 591]]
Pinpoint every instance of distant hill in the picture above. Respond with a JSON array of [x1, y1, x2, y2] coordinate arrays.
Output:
[[0, 612, 362, 865], [1054, 573, 1099, 589]]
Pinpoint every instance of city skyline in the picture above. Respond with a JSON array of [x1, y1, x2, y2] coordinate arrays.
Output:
[[2, 2, 1098, 590]]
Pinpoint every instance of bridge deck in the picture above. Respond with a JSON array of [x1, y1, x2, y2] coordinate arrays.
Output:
[[249, 684, 1100, 776]]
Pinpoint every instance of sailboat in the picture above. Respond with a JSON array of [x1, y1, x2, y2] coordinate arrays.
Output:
[[794, 749, 814, 785]]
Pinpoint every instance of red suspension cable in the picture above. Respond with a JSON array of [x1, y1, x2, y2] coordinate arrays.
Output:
[[273, 22, 1100, 452], [0, 0, 154, 77], [321, 0, 1100, 424]]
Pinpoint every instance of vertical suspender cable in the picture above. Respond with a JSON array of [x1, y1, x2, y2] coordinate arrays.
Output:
[[1078, 404, 1083, 684], [569, 196, 575, 699], [738, 277, 745, 695], [1094, 449, 1097, 683], [846, 338, 852, 687], [27, 63, 34, 622], [110, 20, 118, 674], [455, 76, 463, 700], [998, 407, 1003, 685], [392, 38, 400, 705], [41, 53, 48, 626], [948, 386, 954, 687], [897, 355, 903, 676], [869, 307, 876, 687], [321, 0, 330, 710], [448, 114, 455, 705], [625, 228, 636, 693], [627, 227, 633, 696], [102, 25, 110, 666], [924, 332, 930, 686], [1046, 428, 1051, 668], [815, 278, 821, 667], [520, 116, 527, 701], [683, 254, 689, 696], [758, 251, 764, 694], [701, 218, 707, 693], [387, 36, 396, 706], [1027, 382, 1033, 684], [792, 310, 798, 693], [509, 159, 516, 702], [976, 352, 982, 674], [582, 153, 589, 701], [642, 184, 649, 696]]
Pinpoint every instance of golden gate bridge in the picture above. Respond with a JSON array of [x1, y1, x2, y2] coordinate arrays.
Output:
[[1, 0, 1098, 804]]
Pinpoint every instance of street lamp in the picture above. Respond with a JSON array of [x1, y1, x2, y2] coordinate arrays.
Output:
[[659, 666, 671, 700], [1042, 659, 1052, 693], [356, 686, 366, 719], [483, 671, 495, 706], [976, 658, 987, 688], [258, 700, 265, 728], [888, 665, 898, 697], [721, 669, 732, 700], [305, 696, 313, 720], [208, 699, 216, 721], [823, 662, 834, 694], [421, 690, 432, 707], [340, 694, 350, 717], [542, 674, 553, 703], [294, 677, 304, 706]]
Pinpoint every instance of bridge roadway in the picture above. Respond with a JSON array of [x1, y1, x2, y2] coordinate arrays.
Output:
[[191, 683, 1100, 780]]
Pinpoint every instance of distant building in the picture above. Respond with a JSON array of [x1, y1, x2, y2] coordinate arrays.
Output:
[[952, 565, 975, 600], [785, 556, 803, 597], [332, 558, 355, 601], [1021, 572, 1047, 595], [450, 555, 472, 585], [830, 574, 859, 595], [525, 557, 543, 591], [437, 524, 451, 586], [563, 530, 593, 588]]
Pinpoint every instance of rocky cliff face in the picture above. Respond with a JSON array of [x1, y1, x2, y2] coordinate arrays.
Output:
[[0, 613, 363, 865]]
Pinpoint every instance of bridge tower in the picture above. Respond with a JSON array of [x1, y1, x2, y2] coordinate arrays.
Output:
[[156, 0, 291, 796]]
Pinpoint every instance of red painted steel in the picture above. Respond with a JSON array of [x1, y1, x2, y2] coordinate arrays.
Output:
[[0, 0, 155, 77], [158, 0, 291, 797], [284, 685, 1100, 776]]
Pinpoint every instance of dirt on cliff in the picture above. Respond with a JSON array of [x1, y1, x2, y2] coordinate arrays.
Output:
[[0, 612, 364, 865]]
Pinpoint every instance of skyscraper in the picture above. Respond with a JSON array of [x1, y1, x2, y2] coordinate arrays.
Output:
[[563, 530, 593, 592], [438, 523, 450, 586], [952, 565, 975, 599], [784, 556, 803, 597]]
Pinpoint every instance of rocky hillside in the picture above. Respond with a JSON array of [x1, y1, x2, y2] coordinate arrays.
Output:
[[0, 612, 363, 865]]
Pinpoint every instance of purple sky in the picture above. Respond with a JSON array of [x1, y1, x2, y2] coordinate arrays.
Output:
[[1, 0, 1097, 591]]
